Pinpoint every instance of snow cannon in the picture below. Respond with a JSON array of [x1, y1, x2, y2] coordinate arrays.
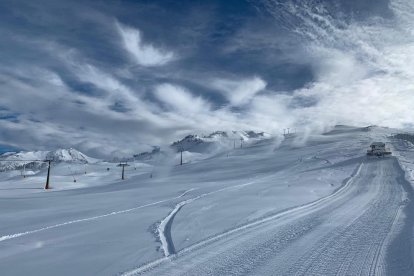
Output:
[[367, 142, 392, 157]]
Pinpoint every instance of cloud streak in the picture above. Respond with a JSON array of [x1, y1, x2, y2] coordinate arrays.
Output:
[[154, 84, 210, 114], [116, 22, 175, 66], [260, 0, 414, 128], [211, 77, 267, 106]]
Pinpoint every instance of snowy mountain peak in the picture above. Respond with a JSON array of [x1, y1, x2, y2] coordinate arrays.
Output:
[[45, 148, 89, 163], [203, 131, 228, 139], [133, 146, 165, 161], [0, 148, 92, 172], [171, 135, 204, 151], [169, 130, 271, 153]]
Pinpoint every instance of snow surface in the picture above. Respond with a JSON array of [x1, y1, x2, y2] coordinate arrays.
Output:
[[1, 126, 414, 275]]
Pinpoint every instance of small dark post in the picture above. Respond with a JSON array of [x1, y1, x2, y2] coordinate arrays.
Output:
[[23, 163, 26, 178], [117, 162, 130, 180], [233, 140, 236, 149], [240, 138, 243, 149], [180, 148, 183, 166], [45, 160, 51, 190]]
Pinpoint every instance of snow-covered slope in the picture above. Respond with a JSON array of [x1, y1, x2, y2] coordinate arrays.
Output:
[[1, 126, 414, 275]]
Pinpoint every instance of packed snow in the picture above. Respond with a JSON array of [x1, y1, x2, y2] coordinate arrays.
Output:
[[1, 126, 414, 275]]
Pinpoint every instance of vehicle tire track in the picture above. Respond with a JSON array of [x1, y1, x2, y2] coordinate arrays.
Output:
[[122, 161, 365, 275], [154, 161, 312, 259], [125, 157, 414, 276], [287, 159, 405, 276], [156, 175, 281, 257]]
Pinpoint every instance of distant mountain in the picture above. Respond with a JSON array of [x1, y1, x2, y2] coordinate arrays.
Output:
[[171, 135, 206, 152], [133, 146, 166, 161], [45, 148, 90, 163], [203, 131, 228, 139], [170, 131, 271, 153], [242, 131, 269, 139], [0, 148, 92, 172]]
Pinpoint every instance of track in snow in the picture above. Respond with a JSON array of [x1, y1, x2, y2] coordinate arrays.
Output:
[[156, 174, 287, 257], [124, 157, 414, 276], [0, 189, 194, 243]]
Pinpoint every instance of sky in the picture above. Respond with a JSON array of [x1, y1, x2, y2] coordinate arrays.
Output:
[[1, 0, 414, 157]]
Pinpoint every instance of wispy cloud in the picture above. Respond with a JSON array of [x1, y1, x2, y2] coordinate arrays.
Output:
[[259, 0, 414, 129], [211, 77, 267, 106], [116, 21, 175, 66], [154, 84, 210, 114]]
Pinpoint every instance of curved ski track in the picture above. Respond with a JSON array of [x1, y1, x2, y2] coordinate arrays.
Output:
[[123, 157, 414, 276]]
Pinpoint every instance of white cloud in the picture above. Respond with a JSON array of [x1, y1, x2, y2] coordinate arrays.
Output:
[[260, 0, 414, 131], [211, 76, 267, 106], [154, 84, 210, 114], [116, 22, 174, 66]]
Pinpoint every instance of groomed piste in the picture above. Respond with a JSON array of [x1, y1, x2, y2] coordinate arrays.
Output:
[[1, 126, 414, 275]]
